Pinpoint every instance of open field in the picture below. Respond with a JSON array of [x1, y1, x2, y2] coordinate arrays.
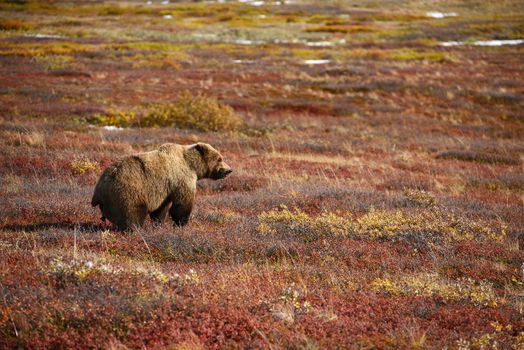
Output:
[[1, 0, 524, 348]]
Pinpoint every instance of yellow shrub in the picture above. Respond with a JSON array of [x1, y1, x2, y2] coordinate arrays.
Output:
[[257, 206, 506, 243], [32, 55, 72, 71], [70, 159, 100, 175], [370, 278, 402, 295], [140, 90, 242, 131], [403, 188, 437, 207], [91, 109, 135, 127], [371, 273, 499, 307]]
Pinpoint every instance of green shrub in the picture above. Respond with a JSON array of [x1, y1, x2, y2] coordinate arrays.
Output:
[[140, 90, 242, 131]]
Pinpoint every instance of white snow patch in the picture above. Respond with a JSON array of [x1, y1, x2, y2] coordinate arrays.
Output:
[[440, 39, 524, 47], [473, 39, 524, 46], [440, 41, 463, 47], [235, 39, 264, 45], [306, 41, 334, 47], [303, 59, 330, 65], [146, 1, 152, 4], [24, 33, 65, 39], [163, 14, 173, 19], [426, 11, 457, 19], [103, 126, 125, 131], [161, 0, 169, 4], [193, 33, 217, 39], [237, 0, 289, 6]]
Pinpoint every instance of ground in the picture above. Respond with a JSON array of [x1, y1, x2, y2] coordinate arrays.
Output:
[[0, 0, 524, 349]]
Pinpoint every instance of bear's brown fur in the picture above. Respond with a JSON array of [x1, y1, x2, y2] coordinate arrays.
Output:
[[91, 142, 232, 230]]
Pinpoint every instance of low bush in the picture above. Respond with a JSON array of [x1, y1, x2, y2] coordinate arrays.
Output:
[[258, 205, 506, 244], [437, 150, 521, 165], [0, 19, 31, 31], [140, 91, 242, 131], [32, 55, 72, 71], [70, 158, 99, 175], [371, 273, 499, 307], [90, 109, 136, 127]]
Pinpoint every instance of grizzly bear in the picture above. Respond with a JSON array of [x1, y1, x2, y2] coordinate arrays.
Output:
[[91, 142, 232, 230]]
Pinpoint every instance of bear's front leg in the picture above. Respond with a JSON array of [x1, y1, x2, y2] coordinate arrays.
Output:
[[169, 199, 193, 226]]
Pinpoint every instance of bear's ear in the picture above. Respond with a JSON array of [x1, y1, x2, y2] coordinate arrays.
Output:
[[194, 143, 207, 157]]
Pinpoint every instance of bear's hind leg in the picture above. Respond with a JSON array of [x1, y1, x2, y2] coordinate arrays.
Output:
[[150, 198, 172, 224], [124, 204, 148, 230]]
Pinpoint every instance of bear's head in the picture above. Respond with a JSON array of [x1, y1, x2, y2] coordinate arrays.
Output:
[[191, 142, 232, 180]]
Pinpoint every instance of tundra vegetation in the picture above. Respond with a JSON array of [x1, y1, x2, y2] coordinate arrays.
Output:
[[0, 0, 523, 349]]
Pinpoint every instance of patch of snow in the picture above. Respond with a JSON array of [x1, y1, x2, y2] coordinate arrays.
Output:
[[440, 39, 524, 47], [473, 39, 524, 46], [306, 41, 333, 47], [426, 11, 457, 19], [23, 33, 65, 39], [161, 0, 169, 4], [232, 59, 254, 63], [303, 59, 330, 65], [440, 41, 463, 47], [163, 14, 173, 19], [103, 126, 125, 131], [146, 1, 152, 4], [193, 33, 217, 38], [235, 39, 264, 45]]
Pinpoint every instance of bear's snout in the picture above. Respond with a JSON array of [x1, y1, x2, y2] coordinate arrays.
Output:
[[213, 165, 232, 179]]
